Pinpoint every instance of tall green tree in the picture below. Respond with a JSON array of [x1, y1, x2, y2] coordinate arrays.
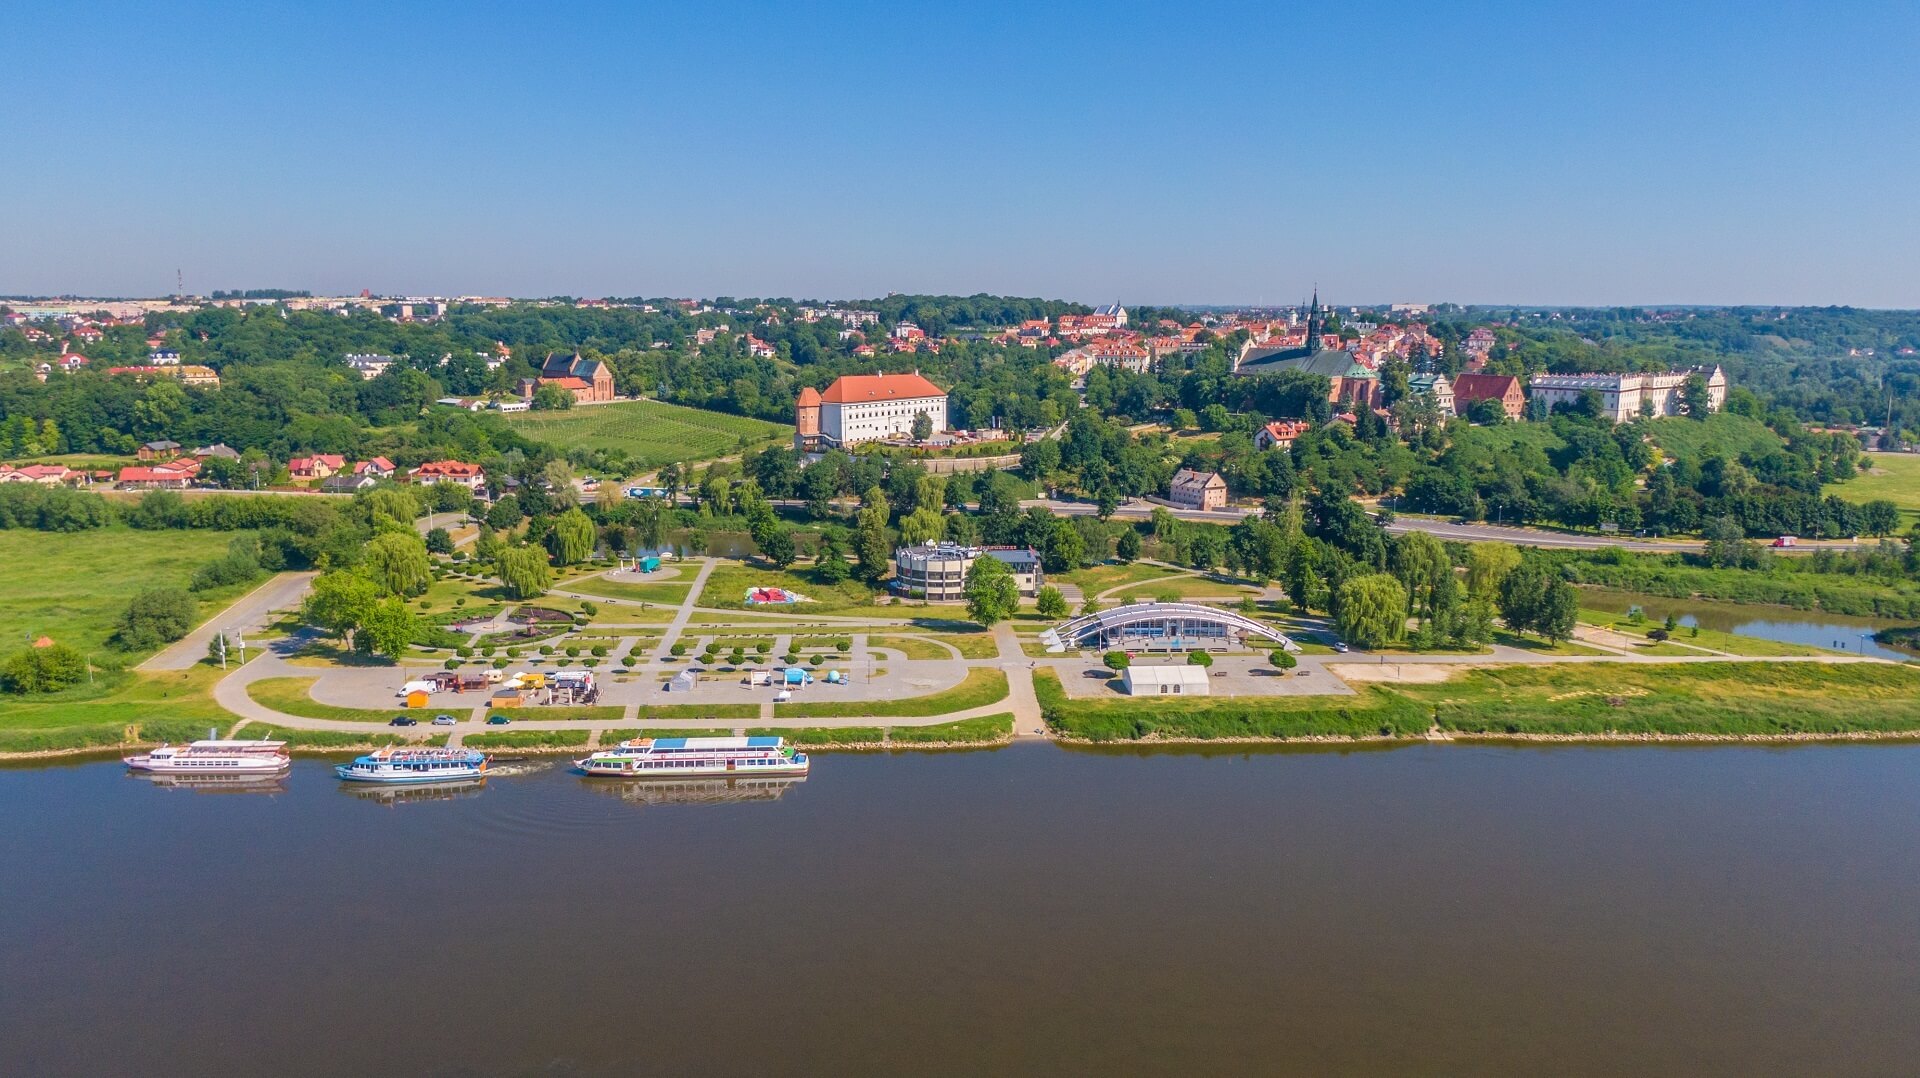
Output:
[[1464, 543, 1521, 600], [358, 597, 418, 659], [495, 545, 554, 599], [304, 571, 380, 643], [963, 552, 1020, 628], [549, 507, 596, 566], [1035, 585, 1069, 620], [364, 531, 432, 596], [1335, 573, 1407, 649]]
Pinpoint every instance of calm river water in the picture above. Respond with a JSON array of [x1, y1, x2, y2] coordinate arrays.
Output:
[[5, 744, 1920, 1076]]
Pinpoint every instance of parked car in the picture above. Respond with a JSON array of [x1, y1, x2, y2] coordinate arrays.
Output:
[[389, 716, 417, 727], [432, 714, 457, 726], [486, 714, 511, 725], [1332, 641, 1350, 653]]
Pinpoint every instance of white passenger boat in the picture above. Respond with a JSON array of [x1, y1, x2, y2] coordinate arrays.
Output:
[[574, 736, 810, 778], [334, 747, 489, 783], [124, 738, 290, 775]]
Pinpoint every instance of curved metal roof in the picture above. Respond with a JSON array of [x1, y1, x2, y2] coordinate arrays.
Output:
[[1040, 601, 1296, 653]]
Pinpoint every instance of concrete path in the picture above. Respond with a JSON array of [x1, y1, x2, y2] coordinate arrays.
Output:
[[142, 571, 317, 672]]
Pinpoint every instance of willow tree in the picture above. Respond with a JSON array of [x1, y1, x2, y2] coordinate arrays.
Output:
[[549, 508, 596, 566], [1336, 573, 1408, 649], [496, 545, 554, 599]]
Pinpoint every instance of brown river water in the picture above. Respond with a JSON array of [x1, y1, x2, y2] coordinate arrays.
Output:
[[3, 742, 1918, 1076]]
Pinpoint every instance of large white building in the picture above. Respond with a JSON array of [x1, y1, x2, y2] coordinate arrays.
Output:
[[1528, 366, 1727, 422], [796, 371, 948, 450]]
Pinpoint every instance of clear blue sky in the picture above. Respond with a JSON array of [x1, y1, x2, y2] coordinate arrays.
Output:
[[5, 1, 1915, 306]]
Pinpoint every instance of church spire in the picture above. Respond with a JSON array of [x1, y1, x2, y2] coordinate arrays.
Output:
[[1305, 284, 1324, 354]]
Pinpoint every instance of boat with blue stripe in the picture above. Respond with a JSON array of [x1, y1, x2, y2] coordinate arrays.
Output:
[[574, 735, 809, 778], [335, 747, 490, 783]]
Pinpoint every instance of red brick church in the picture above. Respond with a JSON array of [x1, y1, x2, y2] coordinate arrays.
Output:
[[522, 352, 615, 403]]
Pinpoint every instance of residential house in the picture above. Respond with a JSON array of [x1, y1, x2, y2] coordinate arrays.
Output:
[[191, 443, 241, 461], [1451, 374, 1527, 420], [412, 459, 487, 490], [0, 465, 77, 485], [1254, 420, 1312, 451], [137, 440, 182, 461], [1167, 468, 1228, 511], [1088, 338, 1152, 373], [353, 456, 396, 479], [345, 353, 398, 380], [288, 454, 346, 480], [320, 473, 377, 494], [116, 465, 192, 490]]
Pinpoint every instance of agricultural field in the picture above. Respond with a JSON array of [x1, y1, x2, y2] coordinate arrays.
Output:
[[502, 398, 791, 469], [1830, 452, 1920, 528]]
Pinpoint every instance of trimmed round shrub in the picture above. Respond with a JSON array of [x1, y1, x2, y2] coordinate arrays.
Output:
[[491, 657, 508, 668], [565, 645, 581, 658], [539, 645, 555, 656], [481, 645, 496, 657], [835, 639, 850, 652], [782, 653, 798, 664], [809, 654, 824, 666], [443, 658, 460, 669], [591, 644, 609, 657], [580, 601, 597, 614], [454, 597, 467, 607], [456, 645, 473, 658], [670, 642, 687, 656], [755, 642, 770, 654], [507, 646, 522, 658]]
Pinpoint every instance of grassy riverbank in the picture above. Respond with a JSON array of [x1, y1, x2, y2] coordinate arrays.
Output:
[[1037, 660, 1920, 743], [1035, 669, 1430, 742], [1408, 662, 1920, 736]]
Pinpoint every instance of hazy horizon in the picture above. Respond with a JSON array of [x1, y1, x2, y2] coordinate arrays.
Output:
[[6, 1, 1916, 307]]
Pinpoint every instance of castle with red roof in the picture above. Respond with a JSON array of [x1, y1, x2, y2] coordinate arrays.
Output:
[[795, 371, 948, 451]]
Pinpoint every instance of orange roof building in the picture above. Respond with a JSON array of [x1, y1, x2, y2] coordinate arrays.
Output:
[[796, 372, 947, 451]]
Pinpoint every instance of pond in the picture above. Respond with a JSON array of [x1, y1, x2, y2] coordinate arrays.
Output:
[[1579, 586, 1916, 661]]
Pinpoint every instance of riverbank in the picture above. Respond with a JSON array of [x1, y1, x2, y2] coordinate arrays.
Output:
[[1036, 662, 1920, 743]]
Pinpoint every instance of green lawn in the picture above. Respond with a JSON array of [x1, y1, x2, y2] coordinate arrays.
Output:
[[1036, 669, 1427, 742], [502, 398, 790, 470], [0, 665, 232, 752], [246, 677, 400, 723], [1110, 576, 1260, 601], [746, 726, 886, 746], [634, 702, 760, 720], [465, 729, 592, 749], [560, 578, 694, 605], [696, 561, 879, 613], [887, 713, 1015, 744], [773, 668, 1008, 718], [0, 526, 259, 657], [240, 723, 422, 749], [1058, 562, 1183, 595], [1404, 661, 1920, 736], [868, 635, 954, 660], [1829, 452, 1920, 528]]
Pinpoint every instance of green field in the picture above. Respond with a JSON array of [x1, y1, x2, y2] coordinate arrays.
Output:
[[886, 713, 1014, 744], [1830, 452, 1920, 527], [1404, 661, 1920, 736], [0, 666, 232, 752], [561, 578, 694, 605], [696, 562, 879, 613], [502, 399, 791, 469], [0, 527, 256, 656]]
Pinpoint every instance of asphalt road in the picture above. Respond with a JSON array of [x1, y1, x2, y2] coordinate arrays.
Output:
[[1018, 497, 1710, 552], [140, 571, 318, 671]]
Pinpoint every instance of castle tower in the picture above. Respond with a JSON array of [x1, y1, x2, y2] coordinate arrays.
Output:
[[795, 385, 822, 450]]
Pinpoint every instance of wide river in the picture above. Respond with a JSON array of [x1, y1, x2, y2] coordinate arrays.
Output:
[[5, 744, 1919, 1076]]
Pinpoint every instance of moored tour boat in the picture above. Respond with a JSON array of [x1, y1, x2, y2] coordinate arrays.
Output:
[[125, 738, 290, 775], [574, 736, 810, 778], [334, 747, 489, 783]]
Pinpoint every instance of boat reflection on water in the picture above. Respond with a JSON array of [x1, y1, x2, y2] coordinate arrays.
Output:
[[128, 770, 289, 796], [581, 774, 806, 808], [340, 778, 487, 806]]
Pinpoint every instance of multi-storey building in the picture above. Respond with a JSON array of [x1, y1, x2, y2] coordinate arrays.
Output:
[[794, 372, 947, 451], [1527, 366, 1726, 421]]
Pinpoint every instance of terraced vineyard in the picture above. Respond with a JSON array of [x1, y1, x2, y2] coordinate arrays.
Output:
[[504, 399, 791, 468]]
